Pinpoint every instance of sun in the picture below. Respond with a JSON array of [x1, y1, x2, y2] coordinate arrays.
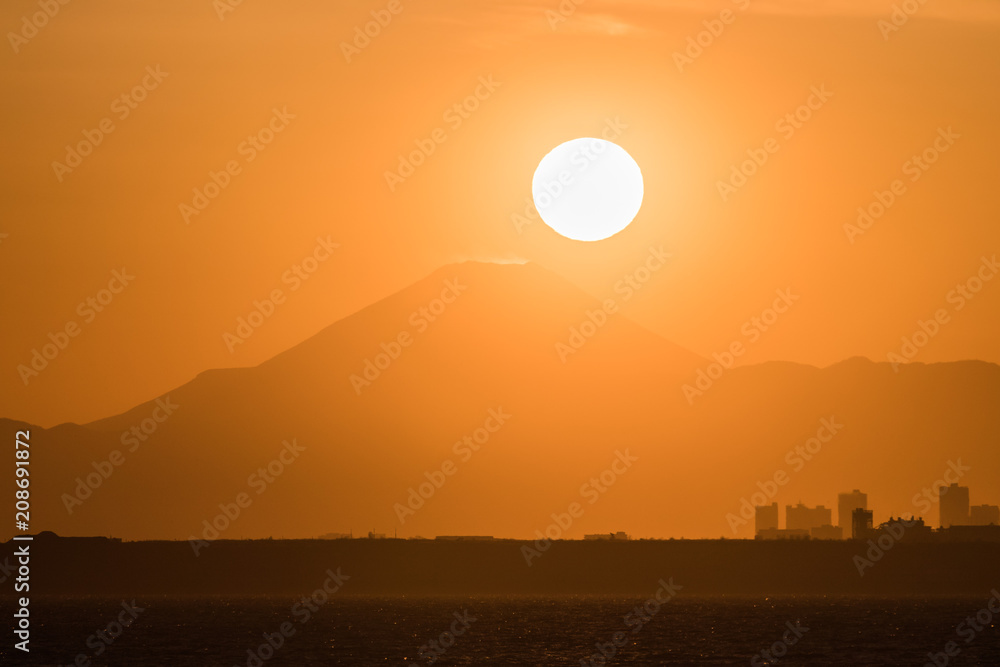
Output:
[[532, 138, 644, 242]]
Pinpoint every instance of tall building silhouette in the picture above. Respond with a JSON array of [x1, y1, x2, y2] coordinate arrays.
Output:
[[755, 503, 778, 535], [939, 483, 970, 528], [837, 489, 867, 535], [970, 504, 1000, 526], [852, 508, 873, 540], [786, 503, 832, 531]]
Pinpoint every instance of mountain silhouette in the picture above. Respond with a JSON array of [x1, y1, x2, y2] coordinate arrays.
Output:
[[4, 262, 999, 541]]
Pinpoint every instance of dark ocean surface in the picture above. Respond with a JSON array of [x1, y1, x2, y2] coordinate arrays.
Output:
[[4, 595, 999, 666]]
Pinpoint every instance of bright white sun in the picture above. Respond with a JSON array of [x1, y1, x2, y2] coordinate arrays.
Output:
[[532, 138, 643, 242]]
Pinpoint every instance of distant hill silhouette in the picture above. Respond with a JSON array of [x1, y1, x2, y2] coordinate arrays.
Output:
[[3, 262, 999, 541]]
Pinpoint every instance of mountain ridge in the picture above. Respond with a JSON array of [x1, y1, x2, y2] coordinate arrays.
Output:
[[3, 261, 998, 541]]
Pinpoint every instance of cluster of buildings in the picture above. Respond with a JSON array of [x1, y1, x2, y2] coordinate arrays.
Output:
[[319, 485, 998, 543], [320, 533, 632, 541], [584, 532, 630, 541], [318, 531, 499, 541], [755, 485, 1000, 541]]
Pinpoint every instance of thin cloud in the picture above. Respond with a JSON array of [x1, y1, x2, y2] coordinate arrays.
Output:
[[412, 0, 1000, 48]]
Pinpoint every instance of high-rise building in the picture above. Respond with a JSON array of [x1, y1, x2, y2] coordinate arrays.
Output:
[[852, 508, 873, 540], [786, 503, 832, 531], [970, 504, 1000, 526], [838, 490, 868, 535], [755, 503, 779, 534], [939, 483, 970, 528]]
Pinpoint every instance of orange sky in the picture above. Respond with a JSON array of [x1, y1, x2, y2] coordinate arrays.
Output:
[[2, 0, 1000, 428]]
